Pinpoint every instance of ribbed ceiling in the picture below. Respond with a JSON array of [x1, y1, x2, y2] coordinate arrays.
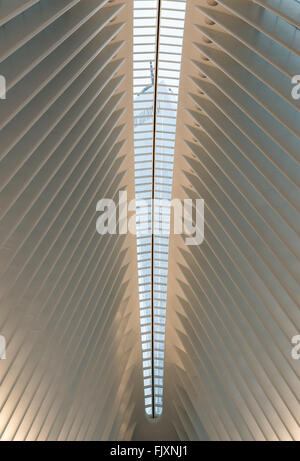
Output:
[[166, 0, 300, 441], [0, 0, 299, 442], [0, 0, 141, 441]]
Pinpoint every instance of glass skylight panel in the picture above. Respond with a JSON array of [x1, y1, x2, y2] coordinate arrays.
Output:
[[134, 0, 187, 419]]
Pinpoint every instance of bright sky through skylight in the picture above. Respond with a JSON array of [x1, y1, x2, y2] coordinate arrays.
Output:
[[133, 0, 187, 419]]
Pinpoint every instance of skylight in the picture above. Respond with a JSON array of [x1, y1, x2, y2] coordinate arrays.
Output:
[[133, 0, 187, 419]]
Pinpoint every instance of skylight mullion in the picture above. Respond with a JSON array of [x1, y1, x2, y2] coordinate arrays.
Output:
[[161, 0, 186, 6]]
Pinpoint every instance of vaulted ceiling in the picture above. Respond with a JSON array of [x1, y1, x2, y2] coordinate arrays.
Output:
[[0, 0, 299, 441]]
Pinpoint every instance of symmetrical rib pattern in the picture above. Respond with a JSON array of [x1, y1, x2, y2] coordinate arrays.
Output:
[[166, 0, 300, 441], [0, 0, 299, 442], [0, 0, 140, 441]]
